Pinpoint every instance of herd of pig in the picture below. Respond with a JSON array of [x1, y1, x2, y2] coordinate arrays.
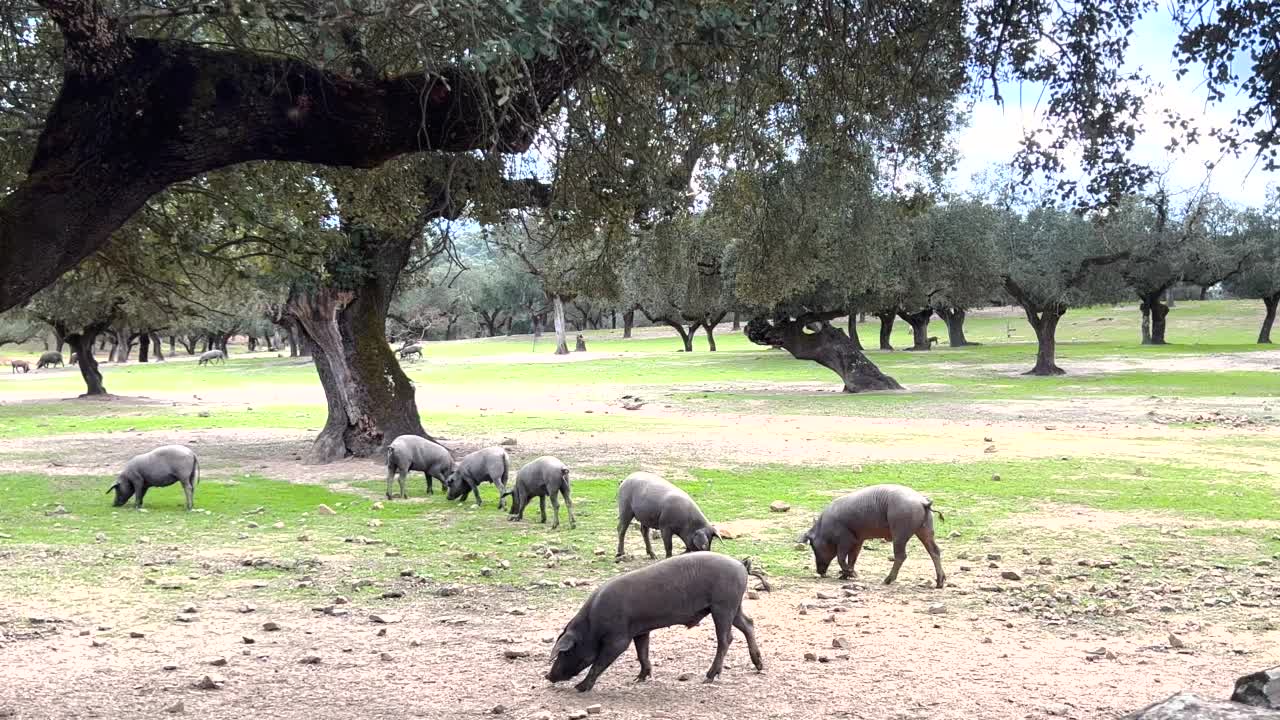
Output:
[[107, 438, 947, 693]]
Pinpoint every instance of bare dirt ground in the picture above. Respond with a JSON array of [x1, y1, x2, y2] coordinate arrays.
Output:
[[2, 357, 1279, 719]]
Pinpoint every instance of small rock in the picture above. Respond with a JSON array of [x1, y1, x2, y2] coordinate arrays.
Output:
[[194, 675, 224, 690], [272, 521, 285, 529], [299, 655, 322, 665], [804, 652, 817, 662], [370, 614, 402, 624], [1044, 703, 1069, 716], [297, 534, 312, 542], [480, 567, 493, 577], [262, 622, 281, 632], [816, 591, 838, 600], [237, 604, 255, 614], [164, 700, 185, 714], [747, 591, 760, 600], [242, 636, 255, 644], [163, 664, 178, 671], [1168, 633, 1186, 649], [678, 672, 695, 681], [569, 711, 588, 720], [380, 652, 393, 662], [832, 636, 851, 650], [246, 522, 259, 529], [1001, 570, 1022, 581], [207, 657, 227, 667], [769, 500, 791, 513], [380, 589, 404, 599], [372, 502, 384, 510], [317, 504, 337, 515], [130, 631, 145, 639], [180, 605, 198, 614], [436, 585, 461, 597], [531, 713, 553, 720], [984, 445, 997, 454], [586, 705, 602, 716], [926, 603, 947, 615], [991, 473, 1001, 481], [368, 519, 382, 528], [503, 647, 531, 659], [91, 639, 106, 648], [987, 554, 1002, 561]]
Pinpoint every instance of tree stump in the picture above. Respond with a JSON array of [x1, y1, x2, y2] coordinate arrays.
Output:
[[574, 335, 587, 352]]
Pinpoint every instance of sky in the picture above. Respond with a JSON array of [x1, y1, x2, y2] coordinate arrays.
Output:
[[948, 10, 1278, 208]]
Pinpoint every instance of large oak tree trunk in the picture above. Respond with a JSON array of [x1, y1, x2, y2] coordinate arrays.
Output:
[[1139, 290, 1171, 345], [138, 333, 151, 362], [1022, 304, 1066, 376], [875, 311, 896, 351], [286, 227, 430, 463], [731, 312, 741, 331], [552, 296, 570, 355], [702, 312, 727, 351], [897, 308, 933, 351], [1260, 294, 1279, 344], [935, 306, 977, 347], [745, 317, 902, 392], [623, 309, 635, 339], [67, 329, 107, 396], [150, 333, 165, 361]]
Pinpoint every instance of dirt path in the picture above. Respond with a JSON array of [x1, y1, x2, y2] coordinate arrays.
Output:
[[3, 579, 1275, 720]]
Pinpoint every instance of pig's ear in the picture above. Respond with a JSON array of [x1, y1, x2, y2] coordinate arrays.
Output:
[[105, 482, 118, 495], [554, 632, 576, 653], [710, 527, 721, 540], [796, 531, 811, 545]]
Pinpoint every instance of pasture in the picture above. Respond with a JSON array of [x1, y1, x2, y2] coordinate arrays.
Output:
[[2, 300, 1278, 720]]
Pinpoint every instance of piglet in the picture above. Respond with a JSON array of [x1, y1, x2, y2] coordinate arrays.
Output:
[[445, 446, 510, 508], [384, 435, 454, 499], [503, 456, 575, 529], [545, 553, 766, 692], [799, 483, 945, 588], [615, 472, 718, 559]]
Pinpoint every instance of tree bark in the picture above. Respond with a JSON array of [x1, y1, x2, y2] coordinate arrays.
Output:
[[702, 311, 728, 351], [286, 230, 431, 463], [67, 326, 109, 396], [1022, 305, 1067, 375], [745, 317, 902, 392], [897, 308, 933, 351], [1260, 293, 1279, 344], [1139, 290, 1171, 345], [552, 296, 570, 355], [112, 328, 132, 363], [0, 18, 601, 314], [138, 332, 150, 362], [875, 311, 896, 351], [149, 332, 165, 361], [52, 327, 66, 354], [623, 309, 635, 339], [935, 306, 978, 347], [732, 312, 740, 331], [846, 313, 863, 350]]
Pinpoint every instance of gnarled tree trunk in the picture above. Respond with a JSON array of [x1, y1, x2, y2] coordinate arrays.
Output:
[[1022, 304, 1067, 375], [1260, 293, 1279, 344], [286, 228, 430, 463], [622, 309, 635, 339], [731, 312, 740, 331], [875, 311, 896, 351], [935, 306, 977, 347], [552, 295, 570, 355], [150, 333, 165, 361], [745, 317, 902, 392], [137, 333, 150, 362], [846, 313, 863, 351], [897, 308, 933, 351], [702, 312, 728, 351], [66, 323, 110, 396], [1139, 290, 1171, 345]]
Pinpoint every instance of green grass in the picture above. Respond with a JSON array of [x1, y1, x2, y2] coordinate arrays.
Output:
[[3, 457, 1275, 605]]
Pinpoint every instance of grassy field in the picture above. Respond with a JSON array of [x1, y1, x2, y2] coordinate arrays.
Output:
[[1, 300, 1278, 719]]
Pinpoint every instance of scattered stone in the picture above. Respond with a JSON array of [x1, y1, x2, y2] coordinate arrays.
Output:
[[1231, 666, 1280, 709], [370, 614, 402, 624], [164, 700, 185, 714], [238, 604, 256, 614], [500, 437, 518, 446], [816, 591, 838, 600], [987, 554, 1002, 561], [804, 652, 817, 662], [769, 501, 791, 513], [385, 548, 400, 557], [499, 560, 511, 570], [262, 622, 281, 632], [1001, 570, 1022, 581], [372, 502, 384, 510], [503, 647, 531, 659], [299, 655, 322, 665], [984, 445, 997, 454], [991, 474, 1001, 481], [678, 672, 695, 681], [436, 585, 461, 598], [1043, 703, 1069, 716], [480, 567, 493, 577], [317, 504, 337, 515], [163, 664, 178, 671], [242, 636, 255, 645], [380, 652, 393, 662], [246, 522, 259, 529], [380, 590, 404, 599], [490, 705, 506, 715], [586, 705, 602, 716], [747, 591, 760, 600], [927, 603, 947, 615], [1168, 633, 1186, 649], [91, 639, 106, 648], [272, 521, 285, 529], [194, 675, 224, 690], [297, 534, 312, 542], [569, 711, 588, 720], [832, 636, 851, 650], [207, 657, 227, 667], [130, 631, 145, 639]]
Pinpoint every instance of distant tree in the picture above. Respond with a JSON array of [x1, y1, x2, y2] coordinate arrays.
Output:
[[924, 200, 1004, 347], [26, 266, 125, 396], [627, 215, 733, 352], [1226, 202, 1280, 344], [999, 206, 1129, 375], [0, 310, 41, 350]]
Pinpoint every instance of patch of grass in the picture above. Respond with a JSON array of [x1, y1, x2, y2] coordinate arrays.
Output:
[[3, 457, 1274, 606]]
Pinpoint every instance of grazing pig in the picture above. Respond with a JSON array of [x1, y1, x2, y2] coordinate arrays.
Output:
[[108, 445, 200, 511], [197, 349, 225, 365], [36, 351, 63, 369], [502, 456, 575, 529], [615, 472, 718, 559], [445, 446, 509, 508], [798, 483, 945, 589], [10, 360, 29, 373], [545, 553, 766, 692], [384, 435, 455, 499]]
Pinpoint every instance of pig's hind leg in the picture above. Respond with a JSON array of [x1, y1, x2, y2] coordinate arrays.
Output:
[[704, 606, 735, 682], [733, 608, 764, 672]]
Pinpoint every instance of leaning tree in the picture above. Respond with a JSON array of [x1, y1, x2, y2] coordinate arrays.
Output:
[[1226, 200, 1280, 344]]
